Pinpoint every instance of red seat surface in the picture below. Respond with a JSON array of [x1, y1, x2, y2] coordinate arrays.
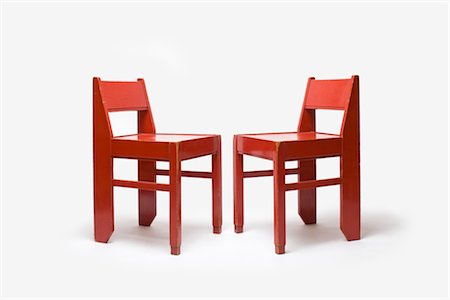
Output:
[[239, 132, 340, 142], [113, 133, 218, 143]]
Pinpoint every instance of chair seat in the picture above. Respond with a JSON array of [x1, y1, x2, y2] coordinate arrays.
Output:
[[240, 131, 340, 142], [236, 131, 342, 160], [114, 133, 217, 143], [112, 133, 220, 161]]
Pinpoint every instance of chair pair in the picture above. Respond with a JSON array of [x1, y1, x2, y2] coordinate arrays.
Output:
[[93, 75, 360, 255]]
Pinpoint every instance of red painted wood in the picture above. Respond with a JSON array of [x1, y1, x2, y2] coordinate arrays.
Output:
[[237, 133, 342, 161], [298, 159, 316, 224], [305, 79, 353, 110], [93, 78, 114, 243], [169, 143, 182, 255], [298, 90, 317, 225], [236, 135, 276, 160], [138, 108, 157, 226], [156, 169, 213, 178], [285, 177, 341, 191], [112, 134, 218, 161], [240, 132, 339, 142], [233, 135, 244, 233], [112, 179, 170, 191], [98, 79, 150, 112], [340, 75, 361, 241], [243, 167, 300, 178], [212, 136, 222, 234], [93, 77, 222, 255], [112, 138, 171, 161], [233, 75, 361, 254], [114, 133, 215, 142], [282, 138, 342, 160], [273, 149, 286, 254]]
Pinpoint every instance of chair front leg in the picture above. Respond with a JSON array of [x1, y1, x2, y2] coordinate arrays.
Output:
[[212, 137, 222, 234], [138, 160, 157, 226], [233, 136, 244, 233], [93, 155, 114, 243], [274, 149, 286, 254], [340, 150, 360, 241], [298, 159, 317, 224], [169, 144, 182, 255]]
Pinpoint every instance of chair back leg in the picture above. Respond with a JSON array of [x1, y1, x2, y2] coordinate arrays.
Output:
[[298, 159, 317, 224], [138, 160, 157, 226], [340, 144, 361, 240]]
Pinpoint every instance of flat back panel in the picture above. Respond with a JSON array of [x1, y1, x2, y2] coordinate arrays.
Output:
[[305, 79, 353, 110], [98, 79, 149, 112]]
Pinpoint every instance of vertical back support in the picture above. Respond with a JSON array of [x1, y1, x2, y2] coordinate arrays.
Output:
[[340, 75, 360, 240], [93, 77, 157, 242], [297, 77, 317, 224], [93, 78, 114, 242], [297, 76, 360, 237]]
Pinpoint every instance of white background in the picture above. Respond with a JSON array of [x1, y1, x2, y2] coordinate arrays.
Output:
[[1, 1, 449, 299]]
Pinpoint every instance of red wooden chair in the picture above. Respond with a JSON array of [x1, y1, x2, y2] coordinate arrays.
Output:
[[93, 77, 222, 255], [233, 75, 360, 254]]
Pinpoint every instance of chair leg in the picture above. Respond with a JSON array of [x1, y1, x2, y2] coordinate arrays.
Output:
[[298, 159, 317, 224], [138, 160, 157, 226], [233, 136, 244, 233], [274, 152, 286, 254], [340, 152, 360, 241], [169, 145, 182, 255], [93, 156, 114, 243], [212, 139, 222, 234]]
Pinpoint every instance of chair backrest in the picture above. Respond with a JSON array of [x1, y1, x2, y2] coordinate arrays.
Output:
[[93, 77, 156, 137], [96, 78, 151, 112], [298, 75, 359, 136]]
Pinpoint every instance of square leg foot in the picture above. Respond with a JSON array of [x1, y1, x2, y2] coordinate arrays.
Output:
[[95, 238, 109, 243], [94, 230, 113, 243], [171, 246, 180, 255], [341, 227, 361, 241], [275, 245, 285, 254], [213, 226, 222, 234], [234, 225, 243, 233], [345, 235, 360, 241]]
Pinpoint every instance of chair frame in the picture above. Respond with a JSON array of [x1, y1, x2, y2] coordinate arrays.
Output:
[[93, 77, 222, 255], [233, 75, 360, 254]]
